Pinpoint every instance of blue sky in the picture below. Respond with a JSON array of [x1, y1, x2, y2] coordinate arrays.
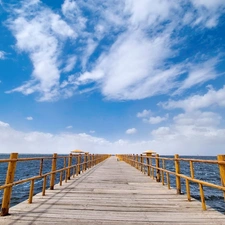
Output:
[[0, 0, 225, 155]]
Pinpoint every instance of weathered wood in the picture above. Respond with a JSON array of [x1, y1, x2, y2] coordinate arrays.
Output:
[[175, 154, 181, 194], [1, 153, 18, 216], [218, 155, 225, 200], [0, 156, 224, 225], [67, 153, 72, 180], [50, 153, 57, 190]]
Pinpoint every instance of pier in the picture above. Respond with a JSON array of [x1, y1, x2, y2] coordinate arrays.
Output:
[[0, 153, 225, 224]]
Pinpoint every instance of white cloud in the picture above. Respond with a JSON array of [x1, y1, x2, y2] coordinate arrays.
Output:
[[173, 111, 221, 127], [66, 125, 73, 129], [174, 58, 220, 95], [126, 128, 137, 134], [26, 116, 33, 121], [0, 121, 10, 127], [77, 29, 182, 100], [137, 109, 151, 118], [63, 56, 77, 73], [161, 85, 225, 112], [5, 0, 225, 102], [7, 0, 76, 101], [89, 130, 95, 134], [0, 119, 225, 155], [0, 51, 6, 59], [144, 114, 169, 124], [189, 0, 225, 28]]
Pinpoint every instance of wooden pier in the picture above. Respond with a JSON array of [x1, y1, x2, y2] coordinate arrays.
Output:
[[1, 156, 225, 225]]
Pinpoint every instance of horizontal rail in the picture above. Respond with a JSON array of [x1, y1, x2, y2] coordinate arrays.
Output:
[[117, 153, 225, 212], [0, 152, 110, 216]]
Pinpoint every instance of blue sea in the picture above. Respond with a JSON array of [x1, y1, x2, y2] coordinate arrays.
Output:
[[0, 154, 224, 213]]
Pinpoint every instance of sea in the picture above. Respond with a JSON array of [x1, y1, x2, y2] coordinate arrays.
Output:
[[0, 154, 224, 213]]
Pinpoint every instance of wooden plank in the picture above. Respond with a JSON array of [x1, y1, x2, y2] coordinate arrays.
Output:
[[0, 156, 225, 225]]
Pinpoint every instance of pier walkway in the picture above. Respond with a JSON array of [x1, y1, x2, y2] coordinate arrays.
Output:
[[1, 156, 225, 225]]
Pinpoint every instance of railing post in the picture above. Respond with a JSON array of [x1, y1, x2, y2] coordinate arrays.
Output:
[[78, 154, 81, 174], [50, 153, 57, 190], [156, 154, 160, 182], [162, 159, 165, 185], [140, 154, 143, 172], [147, 156, 150, 176], [190, 161, 195, 178], [136, 154, 138, 169], [1, 153, 18, 216], [175, 154, 181, 194], [217, 155, 225, 200], [67, 153, 72, 180]]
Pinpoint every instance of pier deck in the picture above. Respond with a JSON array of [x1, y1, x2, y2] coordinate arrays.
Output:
[[1, 156, 225, 225]]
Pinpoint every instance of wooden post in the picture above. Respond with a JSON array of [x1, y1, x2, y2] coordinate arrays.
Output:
[[28, 179, 35, 204], [64, 157, 67, 181], [42, 176, 47, 196], [167, 172, 170, 189], [217, 155, 225, 200], [190, 161, 194, 178], [1, 153, 18, 216], [150, 157, 153, 178], [83, 154, 86, 171], [60, 172, 63, 186], [199, 183, 206, 210], [156, 154, 160, 182], [67, 153, 72, 180], [39, 158, 44, 176], [162, 159, 165, 185], [78, 154, 81, 174], [50, 153, 57, 190], [136, 154, 138, 169], [186, 179, 191, 201], [140, 154, 143, 172], [174, 154, 181, 194], [147, 156, 150, 176]]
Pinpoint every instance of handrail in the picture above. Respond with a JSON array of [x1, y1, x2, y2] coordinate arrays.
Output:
[[0, 152, 110, 216], [117, 154, 225, 211]]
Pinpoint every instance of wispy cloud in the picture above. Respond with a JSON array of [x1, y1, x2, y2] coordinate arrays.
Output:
[[66, 125, 73, 129], [5, 0, 225, 102], [26, 116, 33, 121], [137, 109, 151, 118], [0, 51, 6, 59], [126, 128, 137, 134], [144, 114, 169, 125], [161, 85, 225, 112], [7, 0, 76, 101]]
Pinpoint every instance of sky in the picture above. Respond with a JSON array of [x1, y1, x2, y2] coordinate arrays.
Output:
[[0, 0, 225, 155]]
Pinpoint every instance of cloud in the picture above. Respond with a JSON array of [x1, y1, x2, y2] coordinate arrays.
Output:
[[5, 0, 225, 102], [26, 116, 33, 121], [173, 111, 221, 127], [0, 51, 6, 59], [0, 121, 10, 127], [63, 56, 77, 73], [173, 58, 220, 95], [66, 125, 73, 129], [137, 109, 151, 118], [89, 130, 95, 134], [7, 0, 76, 101], [0, 119, 224, 155], [161, 85, 225, 112], [125, 128, 137, 134], [144, 114, 169, 124]]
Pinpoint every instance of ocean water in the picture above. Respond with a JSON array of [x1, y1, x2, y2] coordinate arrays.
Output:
[[0, 154, 224, 213]]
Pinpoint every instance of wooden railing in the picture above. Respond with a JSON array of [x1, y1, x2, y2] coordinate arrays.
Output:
[[117, 154, 225, 211], [0, 153, 110, 216]]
